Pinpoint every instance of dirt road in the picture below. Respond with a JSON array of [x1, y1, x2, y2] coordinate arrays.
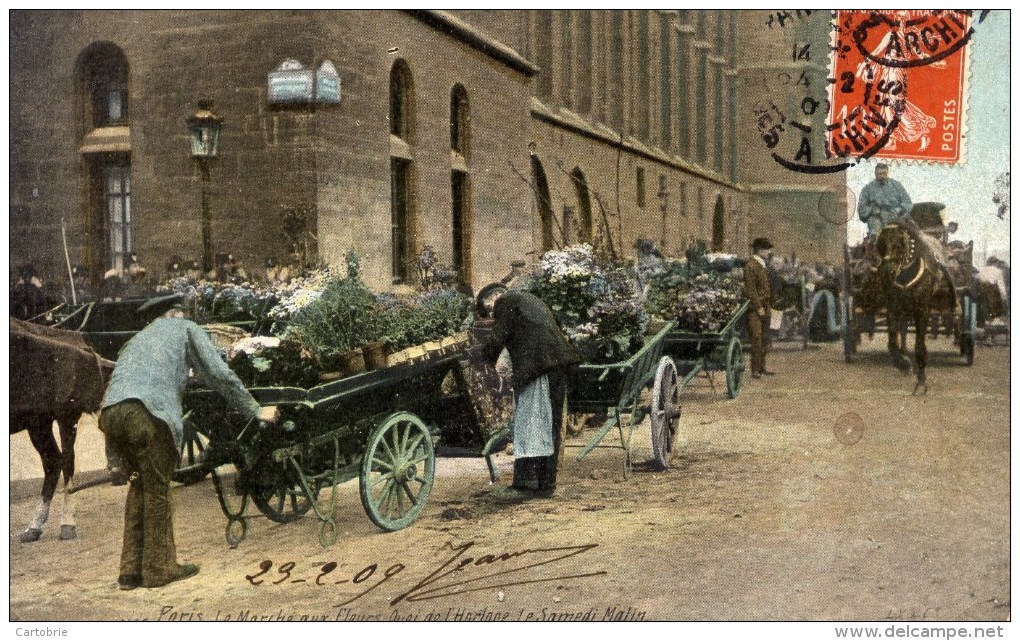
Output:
[[9, 337, 1010, 621]]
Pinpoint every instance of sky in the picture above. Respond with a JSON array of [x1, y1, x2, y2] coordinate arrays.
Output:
[[844, 10, 1011, 264]]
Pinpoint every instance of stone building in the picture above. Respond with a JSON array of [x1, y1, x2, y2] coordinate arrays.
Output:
[[470, 9, 847, 263], [9, 9, 846, 294]]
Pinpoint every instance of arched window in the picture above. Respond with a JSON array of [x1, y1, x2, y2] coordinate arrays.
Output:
[[571, 167, 593, 244], [531, 156, 556, 251], [76, 42, 132, 280], [77, 42, 129, 130], [712, 194, 725, 251], [450, 84, 470, 155], [390, 59, 414, 141]]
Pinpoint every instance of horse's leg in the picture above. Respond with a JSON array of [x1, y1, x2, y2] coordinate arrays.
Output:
[[57, 415, 79, 540], [913, 306, 930, 395], [21, 416, 60, 543], [887, 307, 911, 372]]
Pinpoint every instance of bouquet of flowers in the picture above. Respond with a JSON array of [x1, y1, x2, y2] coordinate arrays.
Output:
[[526, 244, 648, 364], [673, 271, 744, 333]]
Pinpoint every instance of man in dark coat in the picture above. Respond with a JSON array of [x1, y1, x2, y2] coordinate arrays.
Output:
[[477, 284, 581, 499], [744, 238, 776, 379]]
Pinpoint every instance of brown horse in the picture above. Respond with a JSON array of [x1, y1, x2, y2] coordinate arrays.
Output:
[[10, 318, 110, 542], [875, 222, 947, 394]]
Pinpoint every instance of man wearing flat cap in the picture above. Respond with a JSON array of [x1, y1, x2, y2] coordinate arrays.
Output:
[[744, 238, 776, 379], [99, 293, 279, 590]]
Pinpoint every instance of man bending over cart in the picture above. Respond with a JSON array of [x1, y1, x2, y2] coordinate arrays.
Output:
[[99, 293, 280, 590], [475, 284, 580, 501]]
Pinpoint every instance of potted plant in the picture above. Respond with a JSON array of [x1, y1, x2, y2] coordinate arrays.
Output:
[[283, 271, 378, 377]]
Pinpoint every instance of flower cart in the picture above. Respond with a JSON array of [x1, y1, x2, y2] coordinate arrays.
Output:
[[478, 320, 680, 479], [181, 336, 511, 548], [662, 299, 750, 401]]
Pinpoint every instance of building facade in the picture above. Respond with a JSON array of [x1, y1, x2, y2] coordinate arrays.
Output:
[[9, 9, 846, 294]]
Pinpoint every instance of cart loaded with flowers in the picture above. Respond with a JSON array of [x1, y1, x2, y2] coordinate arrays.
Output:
[[171, 252, 511, 547], [644, 254, 750, 402], [481, 245, 682, 478]]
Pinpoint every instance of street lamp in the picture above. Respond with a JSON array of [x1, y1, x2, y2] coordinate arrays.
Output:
[[187, 99, 224, 273]]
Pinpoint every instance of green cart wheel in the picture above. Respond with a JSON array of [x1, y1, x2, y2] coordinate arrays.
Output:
[[963, 297, 977, 366], [360, 412, 435, 532], [248, 461, 318, 524], [725, 336, 745, 399], [650, 356, 680, 470], [174, 415, 211, 485]]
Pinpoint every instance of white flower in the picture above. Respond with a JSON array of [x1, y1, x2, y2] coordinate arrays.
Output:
[[227, 336, 281, 361]]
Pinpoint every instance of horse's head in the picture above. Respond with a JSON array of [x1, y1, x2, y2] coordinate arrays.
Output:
[[876, 224, 914, 271]]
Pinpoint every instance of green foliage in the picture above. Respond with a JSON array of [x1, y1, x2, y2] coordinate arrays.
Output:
[[229, 339, 320, 388], [380, 289, 472, 352], [283, 273, 382, 367]]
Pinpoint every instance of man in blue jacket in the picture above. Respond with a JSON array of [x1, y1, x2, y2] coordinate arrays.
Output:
[[858, 163, 912, 236], [100, 294, 279, 590]]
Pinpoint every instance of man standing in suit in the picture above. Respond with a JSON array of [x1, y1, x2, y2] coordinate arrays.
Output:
[[744, 238, 776, 379], [476, 284, 581, 500]]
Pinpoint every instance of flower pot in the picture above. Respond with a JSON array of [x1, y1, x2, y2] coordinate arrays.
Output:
[[338, 348, 366, 377], [363, 341, 389, 371], [403, 344, 427, 363]]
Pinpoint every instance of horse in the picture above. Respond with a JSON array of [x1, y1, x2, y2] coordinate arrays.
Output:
[[875, 221, 947, 395], [10, 317, 111, 542]]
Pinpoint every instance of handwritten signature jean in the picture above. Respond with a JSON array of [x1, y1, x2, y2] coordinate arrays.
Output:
[[99, 400, 182, 587]]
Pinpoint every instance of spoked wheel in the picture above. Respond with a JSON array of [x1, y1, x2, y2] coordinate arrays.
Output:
[[725, 336, 745, 399], [174, 415, 211, 485], [360, 412, 435, 532], [964, 298, 977, 366], [248, 458, 319, 524], [650, 356, 681, 470], [842, 294, 856, 363]]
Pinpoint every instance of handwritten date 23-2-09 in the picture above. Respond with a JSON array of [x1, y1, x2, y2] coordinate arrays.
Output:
[[244, 540, 606, 607]]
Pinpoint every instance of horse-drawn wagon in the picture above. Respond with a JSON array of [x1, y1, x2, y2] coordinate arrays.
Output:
[[841, 202, 979, 391]]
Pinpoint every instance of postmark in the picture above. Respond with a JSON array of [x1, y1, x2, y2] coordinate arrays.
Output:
[[753, 10, 978, 174], [751, 11, 902, 175], [828, 10, 973, 164]]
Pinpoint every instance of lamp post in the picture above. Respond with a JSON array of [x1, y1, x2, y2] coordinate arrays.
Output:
[[187, 99, 224, 273]]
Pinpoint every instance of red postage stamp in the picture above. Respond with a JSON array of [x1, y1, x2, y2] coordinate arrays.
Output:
[[828, 10, 971, 164]]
